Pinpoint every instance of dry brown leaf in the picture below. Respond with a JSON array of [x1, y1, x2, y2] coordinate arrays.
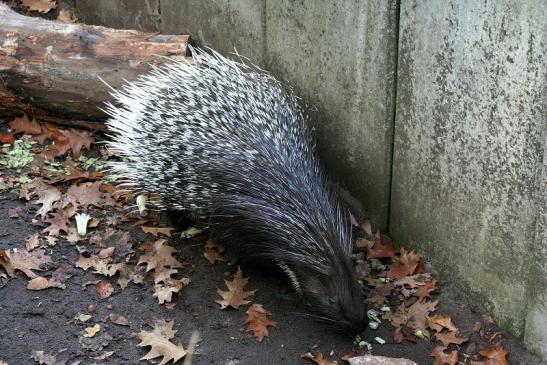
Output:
[[75, 254, 120, 277], [435, 331, 468, 347], [478, 344, 510, 365], [25, 233, 41, 251], [153, 277, 191, 304], [140, 226, 176, 237], [245, 304, 276, 342], [96, 281, 114, 299], [8, 114, 42, 134], [387, 248, 422, 279], [302, 352, 338, 365], [216, 267, 256, 309], [367, 233, 398, 259], [27, 276, 49, 290], [42, 206, 76, 237], [428, 315, 458, 333], [384, 300, 438, 335], [117, 264, 145, 289], [394, 327, 404, 343], [203, 240, 226, 264], [138, 240, 183, 274], [57, 9, 77, 22], [135, 320, 186, 365], [0, 248, 51, 279], [66, 182, 114, 209], [431, 346, 458, 365]]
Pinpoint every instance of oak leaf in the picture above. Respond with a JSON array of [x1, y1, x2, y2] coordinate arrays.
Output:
[[387, 248, 422, 279], [56, 128, 94, 157], [153, 277, 191, 304], [367, 233, 398, 259], [428, 315, 458, 333], [216, 267, 255, 309], [478, 344, 510, 365], [8, 114, 42, 134], [246, 304, 276, 342], [66, 182, 114, 209], [42, 206, 76, 237], [138, 240, 183, 274], [135, 320, 186, 365], [431, 346, 458, 365], [0, 248, 51, 278], [203, 240, 226, 264]]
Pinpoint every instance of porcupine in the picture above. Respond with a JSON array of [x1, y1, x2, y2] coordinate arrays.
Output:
[[105, 47, 368, 332]]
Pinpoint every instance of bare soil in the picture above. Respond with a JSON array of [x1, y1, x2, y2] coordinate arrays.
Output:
[[0, 189, 543, 365]]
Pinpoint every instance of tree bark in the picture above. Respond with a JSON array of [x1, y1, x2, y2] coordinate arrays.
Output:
[[0, 3, 190, 129]]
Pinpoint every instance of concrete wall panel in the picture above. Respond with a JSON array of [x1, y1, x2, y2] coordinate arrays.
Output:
[[390, 0, 546, 344], [265, 0, 399, 226]]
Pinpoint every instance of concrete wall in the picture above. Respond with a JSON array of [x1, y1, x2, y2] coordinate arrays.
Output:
[[390, 0, 546, 356], [69, 0, 546, 356]]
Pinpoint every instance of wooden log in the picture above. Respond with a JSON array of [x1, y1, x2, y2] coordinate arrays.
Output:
[[0, 3, 190, 128]]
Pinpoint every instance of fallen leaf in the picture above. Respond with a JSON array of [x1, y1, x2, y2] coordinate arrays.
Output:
[[109, 313, 129, 326], [394, 327, 404, 343], [216, 267, 256, 309], [96, 281, 114, 299], [76, 313, 92, 322], [302, 352, 338, 365], [25, 233, 41, 251], [27, 276, 49, 290], [478, 344, 509, 365], [79, 331, 112, 352], [42, 206, 76, 237], [140, 226, 175, 237], [384, 300, 438, 334], [246, 304, 276, 342], [431, 346, 458, 365], [367, 234, 398, 259], [0, 248, 52, 279], [30, 350, 56, 365], [435, 331, 468, 347], [387, 248, 422, 279], [153, 277, 191, 304], [203, 240, 226, 264], [83, 324, 101, 338], [138, 240, 183, 274], [57, 9, 77, 22], [56, 128, 94, 157], [0, 132, 15, 144], [135, 320, 186, 365], [8, 114, 42, 134], [428, 315, 459, 333], [66, 182, 114, 209]]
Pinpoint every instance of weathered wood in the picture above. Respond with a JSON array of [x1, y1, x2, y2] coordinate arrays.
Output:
[[0, 3, 189, 127]]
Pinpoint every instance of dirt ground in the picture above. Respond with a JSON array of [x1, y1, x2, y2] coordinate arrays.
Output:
[[0, 188, 543, 365]]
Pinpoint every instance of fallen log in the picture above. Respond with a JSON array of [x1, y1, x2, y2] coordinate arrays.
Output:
[[0, 3, 190, 130]]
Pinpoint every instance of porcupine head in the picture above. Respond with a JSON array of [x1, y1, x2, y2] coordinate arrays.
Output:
[[104, 46, 368, 333]]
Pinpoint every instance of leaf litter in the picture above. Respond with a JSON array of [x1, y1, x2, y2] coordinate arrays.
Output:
[[0, 115, 533, 364]]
